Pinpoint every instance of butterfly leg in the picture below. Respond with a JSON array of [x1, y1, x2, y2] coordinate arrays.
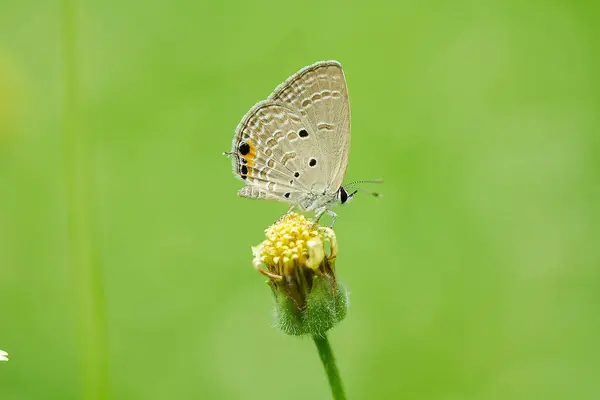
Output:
[[275, 206, 296, 224], [325, 209, 338, 227], [314, 208, 326, 223], [284, 205, 295, 216], [314, 208, 337, 227]]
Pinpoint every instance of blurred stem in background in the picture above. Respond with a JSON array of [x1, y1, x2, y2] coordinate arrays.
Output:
[[314, 335, 346, 400], [61, 0, 109, 398]]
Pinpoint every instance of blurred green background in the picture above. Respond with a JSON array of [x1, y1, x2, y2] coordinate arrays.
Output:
[[1, 0, 599, 399]]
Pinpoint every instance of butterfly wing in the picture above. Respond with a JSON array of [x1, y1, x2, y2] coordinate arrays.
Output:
[[269, 61, 350, 192], [231, 100, 327, 205]]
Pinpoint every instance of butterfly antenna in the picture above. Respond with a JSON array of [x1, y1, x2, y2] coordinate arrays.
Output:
[[345, 185, 382, 198], [344, 178, 384, 186], [344, 179, 383, 198]]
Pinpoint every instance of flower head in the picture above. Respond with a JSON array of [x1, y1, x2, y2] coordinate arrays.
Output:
[[252, 212, 347, 336]]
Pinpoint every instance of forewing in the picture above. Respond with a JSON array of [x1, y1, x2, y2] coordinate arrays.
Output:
[[269, 61, 351, 190]]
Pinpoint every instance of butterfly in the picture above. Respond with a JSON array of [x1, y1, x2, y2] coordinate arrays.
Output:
[[226, 61, 380, 224]]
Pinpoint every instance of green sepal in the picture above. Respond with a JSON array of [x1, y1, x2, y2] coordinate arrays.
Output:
[[274, 276, 348, 336]]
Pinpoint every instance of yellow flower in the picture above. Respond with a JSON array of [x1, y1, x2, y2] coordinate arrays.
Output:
[[252, 212, 346, 336]]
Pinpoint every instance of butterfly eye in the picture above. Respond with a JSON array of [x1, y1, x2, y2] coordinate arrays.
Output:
[[339, 187, 348, 204]]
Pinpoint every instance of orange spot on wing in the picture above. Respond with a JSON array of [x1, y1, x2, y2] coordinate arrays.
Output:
[[245, 140, 256, 167]]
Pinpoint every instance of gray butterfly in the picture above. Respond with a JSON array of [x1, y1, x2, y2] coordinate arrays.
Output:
[[226, 61, 379, 223]]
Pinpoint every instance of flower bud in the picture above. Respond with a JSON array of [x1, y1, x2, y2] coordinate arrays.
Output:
[[252, 213, 348, 336]]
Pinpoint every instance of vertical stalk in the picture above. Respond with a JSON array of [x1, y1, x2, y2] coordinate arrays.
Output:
[[313, 334, 347, 400], [60, 0, 108, 398]]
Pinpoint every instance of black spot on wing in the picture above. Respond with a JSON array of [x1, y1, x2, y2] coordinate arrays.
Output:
[[238, 142, 250, 155]]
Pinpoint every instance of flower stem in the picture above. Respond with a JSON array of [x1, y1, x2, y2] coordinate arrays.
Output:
[[313, 334, 347, 400]]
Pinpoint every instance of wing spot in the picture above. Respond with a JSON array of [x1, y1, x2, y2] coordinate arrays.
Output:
[[294, 172, 300, 177], [238, 142, 250, 155], [237, 140, 256, 167], [281, 152, 297, 166], [267, 159, 275, 168], [317, 122, 335, 131], [299, 129, 309, 138], [284, 193, 291, 198], [309, 158, 317, 167]]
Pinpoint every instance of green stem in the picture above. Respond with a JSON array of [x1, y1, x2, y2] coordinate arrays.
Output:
[[61, 0, 109, 398], [313, 334, 347, 400]]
